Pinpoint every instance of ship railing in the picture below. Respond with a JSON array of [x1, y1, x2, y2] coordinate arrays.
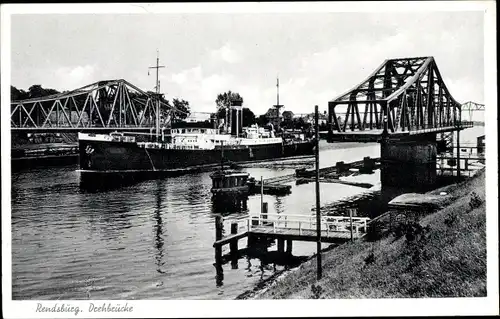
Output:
[[111, 135, 136, 143], [138, 142, 213, 150]]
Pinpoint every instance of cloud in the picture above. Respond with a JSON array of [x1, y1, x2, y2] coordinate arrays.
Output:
[[284, 25, 484, 114], [168, 64, 237, 112], [11, 12, 483, 118], [171, 66, 202, 85], [53, 65, 97, 90], [210, 43, 241, 64], [443, 76, 483, 105]]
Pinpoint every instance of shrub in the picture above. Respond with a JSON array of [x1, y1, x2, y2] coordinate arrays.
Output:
[[405, 222, 431, 243], [311, 284, 324, 299], [366, 220, 384, 241], [444, 212, 458, 227], [469, 192, 483, 210], [364, 252, 376, 266]]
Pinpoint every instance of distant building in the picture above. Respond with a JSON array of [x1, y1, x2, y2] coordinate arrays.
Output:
[[302, 112, 328, 125]]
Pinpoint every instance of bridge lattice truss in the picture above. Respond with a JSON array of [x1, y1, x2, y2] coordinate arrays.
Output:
[[11, 79, 178, 132], [328, 57, 471, 135], [460, 101, 485, 121]]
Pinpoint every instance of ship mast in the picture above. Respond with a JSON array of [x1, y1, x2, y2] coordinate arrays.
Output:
[[149, 50, 165, 141], [277, 77, 280, 107], [273, 76, 284, 129]]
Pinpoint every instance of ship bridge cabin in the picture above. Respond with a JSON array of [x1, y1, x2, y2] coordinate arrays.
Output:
[[169, 124, 282, 150]]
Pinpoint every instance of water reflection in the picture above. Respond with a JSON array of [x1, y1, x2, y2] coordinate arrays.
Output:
[[274, 196, 285, 215], [214, 262, 224, 287], [153, 180, 166, 274], [211, 194, 249, 216], [79, 173, 143, 193], [78, 193, 133, 242]]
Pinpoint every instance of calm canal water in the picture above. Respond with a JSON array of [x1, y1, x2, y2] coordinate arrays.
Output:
[[11, 127, 484, 300]]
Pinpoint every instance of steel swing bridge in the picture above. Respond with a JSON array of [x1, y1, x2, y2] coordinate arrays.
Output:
[[11, 56, 482, 135], [10, 79, 188, 133], [327, 57, 475, 142]]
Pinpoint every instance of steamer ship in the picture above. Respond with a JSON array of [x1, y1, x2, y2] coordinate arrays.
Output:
[[78, 125, 314, 177], [78, 54, 315, 179]]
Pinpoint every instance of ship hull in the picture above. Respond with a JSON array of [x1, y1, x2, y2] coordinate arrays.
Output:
[[79, 139, 314, 178]]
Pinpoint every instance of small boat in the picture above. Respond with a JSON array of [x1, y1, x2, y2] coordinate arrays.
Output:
[[210, 169, 250, 195]]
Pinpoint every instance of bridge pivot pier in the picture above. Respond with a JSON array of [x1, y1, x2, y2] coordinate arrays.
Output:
[[380, 134, 437, 189]]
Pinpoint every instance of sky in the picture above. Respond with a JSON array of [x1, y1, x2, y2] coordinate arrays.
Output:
[[10, 9, 485, 119]]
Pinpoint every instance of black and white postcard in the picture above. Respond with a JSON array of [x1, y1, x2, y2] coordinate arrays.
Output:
[[1, 2, 498, 318]]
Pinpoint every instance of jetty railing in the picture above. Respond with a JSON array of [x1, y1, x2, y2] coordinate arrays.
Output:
[[247, 212, 370, 236]]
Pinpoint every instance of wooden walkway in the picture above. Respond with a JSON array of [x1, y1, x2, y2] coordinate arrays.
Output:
[[213, 213, 370, 247]]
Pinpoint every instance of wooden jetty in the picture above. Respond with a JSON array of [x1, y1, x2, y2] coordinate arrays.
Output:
[[213, 210, 370, 260], [297, 157, 380, 176], [249, 178, 292, 195], [436, 155, 485, 177], [297, 177, 374, 188], [248, 156, 380, 193]]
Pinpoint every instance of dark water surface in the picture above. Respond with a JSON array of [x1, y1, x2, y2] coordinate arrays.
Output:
[[11, 128, 483, 300]]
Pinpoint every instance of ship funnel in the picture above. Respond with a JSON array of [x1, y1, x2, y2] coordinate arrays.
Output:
[[230, 99, 243, 137]]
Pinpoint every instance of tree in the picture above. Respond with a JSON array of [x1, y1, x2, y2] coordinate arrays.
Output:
[[293, 117, 310, 130], [241, 107, 256, 127], [256, 114, 268, 127], [11, 86, 29, 101], [160, 99, 173, 121], [145, 91, 172, 121], [172, 98, 190, 120], [215, 91, 244, 118], [216, 107, 227, 120], [28, 85, 48, 99], [11, 85, 59, 101]]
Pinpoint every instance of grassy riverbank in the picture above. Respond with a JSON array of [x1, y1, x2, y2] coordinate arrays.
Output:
[[252, 170, 486, 299]]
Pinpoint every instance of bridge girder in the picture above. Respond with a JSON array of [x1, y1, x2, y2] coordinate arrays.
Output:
[[328, 57, 468, 136], [460, 101, 485, 122], [10, 79, 178, 131]]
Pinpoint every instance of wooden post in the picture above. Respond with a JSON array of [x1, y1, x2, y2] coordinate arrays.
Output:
[[230, 222, 238, 269], [389, 210, 393, 232], [262, 202, 268, 225], [278, 238, 285, 252], [315, 105, 322, 280], [230, 222, 238, 255], [248, 234, 256, 248], [286, 240, 293, 255], [349, 208, 354, 242], [215, 215, 223, 263], [457, 129, 461, 181], [220, 141, 224, 171], [215, 215, 223, 241], [260, 176, 264, 212], [236, 107, 239, 137]]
